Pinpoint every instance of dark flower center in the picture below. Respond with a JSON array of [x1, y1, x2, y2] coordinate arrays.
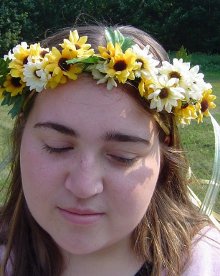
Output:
[[58, 58, 70, 71], [182, 102, 189, 109], [23, 56, 28, 65], [75, 44, 80, 50], [159, 88, 169, 99], [11, 77, 22, 87], [34, 70, 40, 79], [136, 58, 144, 68], [201, 100, 209, 112], [169, 71, 181, 79], [113, 60, 127, 71], [40, 50, 49, 58]]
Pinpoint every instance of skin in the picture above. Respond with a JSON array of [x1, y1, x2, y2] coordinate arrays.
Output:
[[20, 76, 161, 275]]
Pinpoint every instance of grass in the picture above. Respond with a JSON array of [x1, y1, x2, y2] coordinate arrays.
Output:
[[176, 54, 220, 214], [0, 53, 219, 213]]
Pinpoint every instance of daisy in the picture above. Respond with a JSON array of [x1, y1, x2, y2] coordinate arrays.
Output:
[[159, 58, 191, 89], [23, 61, 50, 92], [197, 89, 216, 122], [148, 75, 185, 113], [103, 43, 138, 83], [45, 47, 82, 88], [3, 74, 25, 96], [91, 67, 117, 90], [9, 42, 30, 79], [98, 42, 116, 59], [60, 30, 94, 58], [174, 101, 198, 125], [132, 44, 159, 79]]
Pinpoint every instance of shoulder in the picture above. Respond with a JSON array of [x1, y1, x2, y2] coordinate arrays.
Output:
[[182, 226, 220, 276]]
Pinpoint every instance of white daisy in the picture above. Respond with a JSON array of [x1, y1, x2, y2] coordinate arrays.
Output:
[[91, 68, 117, 90], [160, 58, 191, 89], [23, 61, 50, 92], [148, 75, 185, 113], [132, 44, 159, 79]]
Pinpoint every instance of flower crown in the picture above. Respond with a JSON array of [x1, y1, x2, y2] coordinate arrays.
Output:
[[0, 28, 216, 128]]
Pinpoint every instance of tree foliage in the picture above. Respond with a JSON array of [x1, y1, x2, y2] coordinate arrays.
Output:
[[0, 0, 219, 56]]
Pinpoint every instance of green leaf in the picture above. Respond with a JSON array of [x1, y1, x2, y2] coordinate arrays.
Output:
[[1, 91, 25, 118], [8, 97, 24, 118], [105, 28, 116, 44], [67, 56, 101, 65], [121, 38, 135, 52], [105, 28, 134, 52]]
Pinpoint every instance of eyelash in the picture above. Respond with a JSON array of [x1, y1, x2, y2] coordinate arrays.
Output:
[[42, 144, 73, 154], [42, 145, 138, 166], [108, 155, 137, 166]]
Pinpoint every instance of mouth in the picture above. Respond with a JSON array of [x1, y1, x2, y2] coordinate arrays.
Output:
[[58, 207, 105, 225]]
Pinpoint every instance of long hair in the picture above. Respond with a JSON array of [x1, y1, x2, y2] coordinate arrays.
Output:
[[0, 25, 210, 276]]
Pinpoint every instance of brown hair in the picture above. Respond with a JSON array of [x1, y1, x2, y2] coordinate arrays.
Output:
[[0, 25, 210, 276]]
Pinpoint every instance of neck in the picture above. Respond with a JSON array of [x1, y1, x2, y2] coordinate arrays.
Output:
[[61, 236, 143, 276]]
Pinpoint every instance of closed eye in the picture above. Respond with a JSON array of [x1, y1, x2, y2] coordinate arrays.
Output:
[[107, 154, 138, 166], [42, 144, 74, 154]]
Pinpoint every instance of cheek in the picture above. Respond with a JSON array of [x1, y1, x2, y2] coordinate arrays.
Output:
[[106, 157, 160, 221], [20, 138, 61, 205]]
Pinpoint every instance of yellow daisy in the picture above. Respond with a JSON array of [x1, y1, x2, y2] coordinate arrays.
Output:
[[98, 42, 116, 59], [3, 75, 25, 96], [45, 47, 82, 89], [9, 43, 30, 79], [174, 101, 198, 125], [29, 43, 49, 62], [138, 77, 155, 97], [104, 43, 138, 83], [197, 89, 216, 122], [60, 30, 94, 58]]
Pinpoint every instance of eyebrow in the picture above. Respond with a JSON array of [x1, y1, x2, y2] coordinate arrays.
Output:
[[34, 122, 78, 137], [34, 122, 150, 145], [104, 131, 150, 145]]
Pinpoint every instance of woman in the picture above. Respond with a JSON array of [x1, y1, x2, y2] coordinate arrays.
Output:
[[0, 25, 219, 275]]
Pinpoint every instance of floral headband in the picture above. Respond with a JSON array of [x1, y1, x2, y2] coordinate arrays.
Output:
[[0, 28, 216, 128]]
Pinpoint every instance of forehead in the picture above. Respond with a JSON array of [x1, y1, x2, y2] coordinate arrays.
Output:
[[27, 76, 157, 136]]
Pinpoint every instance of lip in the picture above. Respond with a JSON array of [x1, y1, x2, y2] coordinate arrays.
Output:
[[58, 207, 104, 225]]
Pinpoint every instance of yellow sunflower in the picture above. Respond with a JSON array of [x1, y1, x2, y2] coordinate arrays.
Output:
[[138, 77, 155, 97], [98, 42, 116, 59], [9, 43, 30, 79], [197, 89, 216, 122], [45, 47, 83, 89], [104, 43, 138, 83], [174, 101, 198, 125], [29, 43, 49, 62], [3, 74, 25, 96], [60, 30, 94, 58]]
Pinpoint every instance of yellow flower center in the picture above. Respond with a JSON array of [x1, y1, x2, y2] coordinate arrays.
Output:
[[113, 60, 127, 71], [159, 88, 169, 99]]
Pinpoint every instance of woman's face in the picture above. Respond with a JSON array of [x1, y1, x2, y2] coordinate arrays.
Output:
[[20, 76, 161, 256]]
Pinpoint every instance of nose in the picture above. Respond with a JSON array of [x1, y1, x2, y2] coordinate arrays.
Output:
[[64, 155, 104, 199]]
